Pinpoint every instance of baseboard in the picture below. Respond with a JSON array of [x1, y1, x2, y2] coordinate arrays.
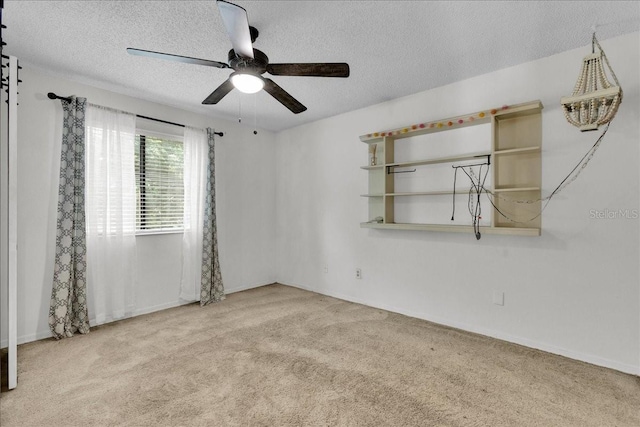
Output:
[[281, 281, 639, 376], [8, 281, 632, 376], [131, 300, 194, 318], [1, 283, 274, 349], [1, 329, 54, 349], [225, 281, 272, 294]]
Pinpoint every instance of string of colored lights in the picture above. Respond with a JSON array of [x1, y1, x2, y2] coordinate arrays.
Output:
[[364, 105, 510, 138]]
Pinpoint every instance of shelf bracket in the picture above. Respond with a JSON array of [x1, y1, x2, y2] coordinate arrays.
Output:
[[387, 166, 416, 175], [451, 154, 491, 169]]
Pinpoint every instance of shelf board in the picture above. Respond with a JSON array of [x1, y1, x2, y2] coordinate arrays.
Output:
[[360, 117, 491, 143], [360, 165, 385, 170], [493, 187, 540, 193], [387, 187, 501, 196], [493, 101, 544, 120], [360, 100, 543, 143], [363, 188, 539, 197], [387, 190, 465, 196], [360, 222, 540, 236], [388, 152, 491, 169], [494, 146, 541, 155], [363, 147, 536, 170]]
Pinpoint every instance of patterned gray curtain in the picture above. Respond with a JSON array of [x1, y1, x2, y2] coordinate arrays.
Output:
[[200, 128, 225, 306], [49, 97, 90, 338]]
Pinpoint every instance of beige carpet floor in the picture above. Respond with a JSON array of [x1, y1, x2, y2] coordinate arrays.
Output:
[[1, 284, 638, 426]]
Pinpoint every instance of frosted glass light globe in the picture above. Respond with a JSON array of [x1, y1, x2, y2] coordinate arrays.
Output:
[[231, 72, 264, 94]]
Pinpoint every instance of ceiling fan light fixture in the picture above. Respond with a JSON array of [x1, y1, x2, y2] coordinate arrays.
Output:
[[230, 72, 264, 94], [130, 0, 349, 112]]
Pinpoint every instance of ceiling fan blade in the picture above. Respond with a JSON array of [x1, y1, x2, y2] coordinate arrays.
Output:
[[267, 63, 350, 77], [217, 0, 254, 59], [127, 48, 229, 68], [202, 79, 235, 104], [263, 78, 307, 114]]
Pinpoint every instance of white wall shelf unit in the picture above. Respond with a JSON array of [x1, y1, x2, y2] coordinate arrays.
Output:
[[360, 100, 543, 236]]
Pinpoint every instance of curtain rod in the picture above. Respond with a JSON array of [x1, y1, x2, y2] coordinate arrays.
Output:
[[47, 92, 224, 137]]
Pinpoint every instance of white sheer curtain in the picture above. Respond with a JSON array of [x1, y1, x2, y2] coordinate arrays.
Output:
[[180, 127, 209, 301], [85, 105, 137, 324]]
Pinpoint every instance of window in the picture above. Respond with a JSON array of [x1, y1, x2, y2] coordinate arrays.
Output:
[[134, 134, 184, 233]]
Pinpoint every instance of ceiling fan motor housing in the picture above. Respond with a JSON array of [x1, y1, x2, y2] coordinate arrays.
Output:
[[228, 48, 268, 75]]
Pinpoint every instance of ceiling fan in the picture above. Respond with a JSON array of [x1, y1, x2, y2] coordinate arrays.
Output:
[[127, 0, 350, 114]]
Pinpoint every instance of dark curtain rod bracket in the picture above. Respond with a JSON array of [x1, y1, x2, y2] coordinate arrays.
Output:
[[47, 92, 224, 137]]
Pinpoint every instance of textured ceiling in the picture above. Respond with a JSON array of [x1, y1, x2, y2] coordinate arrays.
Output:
[[4, 1, 639, 132]]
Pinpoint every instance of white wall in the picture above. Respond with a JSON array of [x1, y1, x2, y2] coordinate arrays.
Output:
[[1, 66, 277, 346], [275, 32, 640, 375], [2, 33, 638, 377]]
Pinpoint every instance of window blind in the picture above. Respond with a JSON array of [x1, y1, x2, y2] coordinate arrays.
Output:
[[134, 134, 184, 232]]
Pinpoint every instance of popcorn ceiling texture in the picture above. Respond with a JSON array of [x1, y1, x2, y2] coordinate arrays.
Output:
[[1, 285, 639, 426], [3, 1, 640, 132]]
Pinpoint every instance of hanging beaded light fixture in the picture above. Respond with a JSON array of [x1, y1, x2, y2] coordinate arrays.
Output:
[[561, 33, 622, 131]]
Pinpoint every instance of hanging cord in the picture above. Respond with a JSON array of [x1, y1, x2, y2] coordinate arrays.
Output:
[[238, 96, 242, 124], [451, 167, 458, 220], [449, 120, 610, 228], [450, 32, 617, 228], [478, 167, 490, 238], [483, 32, 616, 223], [485, 122, 611, 224], [466, 165, 490, 239], [593, 32, 622, 90], [463, 167, 480, 238], [466, 168, 480, 237], [453, 163, 490, 239]]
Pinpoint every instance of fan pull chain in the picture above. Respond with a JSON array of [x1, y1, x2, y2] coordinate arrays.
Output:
[[253, 93, 258, 135], [238, 96, 242, 123]]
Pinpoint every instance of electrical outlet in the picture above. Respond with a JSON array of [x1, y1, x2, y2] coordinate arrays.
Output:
[[356, 268, 362, 279], [492, 291, 504, 306]]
